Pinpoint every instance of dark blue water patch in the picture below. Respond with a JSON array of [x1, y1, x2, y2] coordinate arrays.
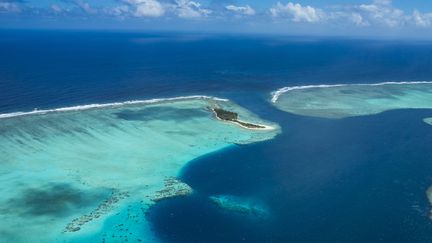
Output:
[[148, 193, 277, 243], [2, 30, 432, 113], [149, 108, 432, 243]]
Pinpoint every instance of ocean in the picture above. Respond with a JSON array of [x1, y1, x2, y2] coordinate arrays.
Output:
[[1, 30, 432, 242]]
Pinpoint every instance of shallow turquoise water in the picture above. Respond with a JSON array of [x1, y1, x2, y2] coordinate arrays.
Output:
[[272, 82, 432, 118], [0, 97, 279, 242]]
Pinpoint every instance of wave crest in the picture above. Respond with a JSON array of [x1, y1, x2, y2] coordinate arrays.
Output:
[[0, 95, 228, 119], [270, 81, 432, 103]]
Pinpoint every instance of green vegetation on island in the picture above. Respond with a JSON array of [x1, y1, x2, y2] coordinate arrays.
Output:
[[212, 108, 267, 129]]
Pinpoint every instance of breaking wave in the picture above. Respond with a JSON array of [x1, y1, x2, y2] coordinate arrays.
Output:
[[0, 95, 228, 119], [271, 81, 432, 103]]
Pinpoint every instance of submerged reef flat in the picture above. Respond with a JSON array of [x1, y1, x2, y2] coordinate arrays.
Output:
[[209, 195, 269, 219], [64, 190, 130, 233], [271, 82, 432, 119], [0, 96, 279, 243], [151, 177, 193, 202], [426, 186, 432, 219], [424, 118, 432, 126]]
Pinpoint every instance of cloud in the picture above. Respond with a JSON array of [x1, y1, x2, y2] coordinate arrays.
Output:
[[0, 1, 21, 13], [373, 0, 392, 6], [126, 0, 165, 17], [328, 0, 427, 28], [74, 0, 97, 14], [175, 0, 211, 19], [4, 0, 432, 32], [51, 4, 63, 13], [50, 4, 73, 14], [267, 0, 430, 28], [348, 12, 369, 26], [225, 4, 255, 16], [356, 0, 405, 27], [412, 10, 432, 27], [122, 0, 212, 19], [325, 9, 370, 27], [107, 5, 129, 16], [270, 2, 325, 23]]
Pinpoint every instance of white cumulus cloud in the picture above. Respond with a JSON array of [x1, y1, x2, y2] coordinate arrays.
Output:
[[5, 0, 432, 31], [270, 2, 325, 23], [356, 0, 405, 27], [268, 0, 432, 28], [412, 10, 432, 27], [225, 4, 255, 16], [106, 5, 129, 16], [175, 0, 211, 18], [127, 0, 165, 17], [74, 0, 97, 14]]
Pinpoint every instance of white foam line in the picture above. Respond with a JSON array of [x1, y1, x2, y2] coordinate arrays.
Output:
[[270, 81, 432, 103], [0, 95, 229, 119]]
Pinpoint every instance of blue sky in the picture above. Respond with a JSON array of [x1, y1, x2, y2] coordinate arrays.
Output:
[[2, 0, 432, 38]]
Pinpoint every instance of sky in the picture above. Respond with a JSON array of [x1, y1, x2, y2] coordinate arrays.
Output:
[[2, 0, 432, 38]]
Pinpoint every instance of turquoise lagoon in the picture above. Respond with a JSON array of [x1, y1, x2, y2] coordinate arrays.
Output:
[[271, 82, 432, 119], [0, 96, 279, 242]]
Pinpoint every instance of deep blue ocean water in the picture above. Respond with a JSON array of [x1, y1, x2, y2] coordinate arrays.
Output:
[[2, 30, 432, 242]]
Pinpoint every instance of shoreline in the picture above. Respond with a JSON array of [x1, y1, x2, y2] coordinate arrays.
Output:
[[211, 108, 275, 131]]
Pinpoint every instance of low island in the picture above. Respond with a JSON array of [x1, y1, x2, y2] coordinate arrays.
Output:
[[212, 108, 270, 129]]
